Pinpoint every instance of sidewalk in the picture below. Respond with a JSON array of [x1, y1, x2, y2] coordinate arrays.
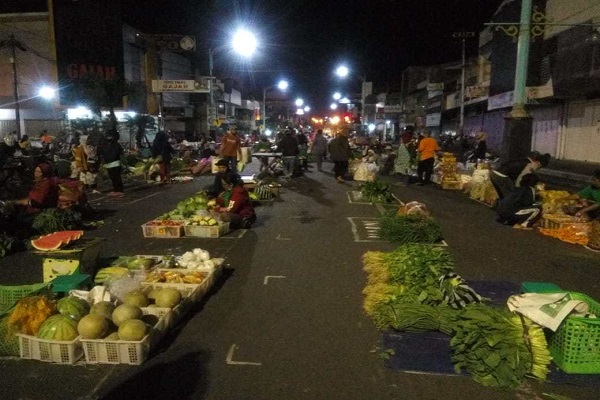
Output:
[[537, 158, 599, 190]]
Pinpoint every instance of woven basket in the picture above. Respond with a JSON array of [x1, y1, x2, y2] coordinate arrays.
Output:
[[588, 221, 600, 250]]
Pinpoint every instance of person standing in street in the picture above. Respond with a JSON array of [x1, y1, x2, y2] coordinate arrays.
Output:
[[101, 129, 124, 197], [219, 125, 242, 174], [276, 129, 300, 178], [151, 131, 176, 184], [416, 131, 440, 185], [310, 129, 328, 172], [328, 129, 353, 183]]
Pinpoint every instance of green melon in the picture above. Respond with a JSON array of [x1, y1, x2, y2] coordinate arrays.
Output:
[[56, 296, 90, 321], [37, 314, 79, 341], [111, 304, 143, 327], [124, 289, 149, 307], [104, 332, 119, 340], [118, 319, 148, 341], [77, 314, 109, 339], [89, 301, 116, 321], [155, 288, 182, 308]]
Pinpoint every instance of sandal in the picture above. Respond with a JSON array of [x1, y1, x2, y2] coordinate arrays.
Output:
[[513, 224, 532, 231]]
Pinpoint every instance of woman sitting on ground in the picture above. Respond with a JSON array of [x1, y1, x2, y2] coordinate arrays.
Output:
[[12, 163, 58, 213], [495, 173, 542, 230], [213, 172, 256, 229]]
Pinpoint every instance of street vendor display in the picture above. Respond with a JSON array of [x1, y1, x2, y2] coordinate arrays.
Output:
[[438, 153, 461, 190]]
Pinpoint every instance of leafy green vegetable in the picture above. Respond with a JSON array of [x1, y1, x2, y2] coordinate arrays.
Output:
[[0, 233, 16, 258], [32, 208, 82, 235], [378, 212, 443, 244], [360, 180, 394, 203]]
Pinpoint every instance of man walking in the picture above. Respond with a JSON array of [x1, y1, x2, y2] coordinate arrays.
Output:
[[328, 129, 353, 183], [276, 129, 300, 178], [416, 131, 440, 185], [219, 125, 242, 174]]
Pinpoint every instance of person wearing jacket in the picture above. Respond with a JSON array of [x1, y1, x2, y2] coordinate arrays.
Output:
[[218, 125, 242, 174], [101, 129, 124, 197], [416, 131, 440, 185], [151, 131, 176, 183], [276, 130, 300, 178], [328, 129, 353, 183], [495, 173, 542, 229], [12, 163, 58, 213], [310, 129, 328, 172], [490, 151, 550, 199], [215, 172, 256, 229]]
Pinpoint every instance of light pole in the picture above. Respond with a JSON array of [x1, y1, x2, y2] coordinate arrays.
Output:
[[335, 64, 367, 129], [452, 31, 476, 135], [0, 34, 27, 138], [207, 29, 257, 132], [262, 80, 288, 133]]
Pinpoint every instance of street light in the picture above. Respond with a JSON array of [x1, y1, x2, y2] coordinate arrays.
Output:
[[330, 103, 338, 110], [303, 106, 310, 112], [295, 98, 304, 107], [262, 79, 288, 133], [335, 65, 349, 78], [334, 64, 368, 129], [332, 92, 341, 100], [38, 86, 56, 100], [208, 28, 257, 130]]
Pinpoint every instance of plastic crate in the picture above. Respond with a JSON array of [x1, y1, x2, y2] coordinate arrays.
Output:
[[16, 334, 83, 364], [33, 237, 105, 282], [141, 222, 184, 238], [0, 282, 51, 313], [80, 307, 167, 365], [540, 216, 591, 234], [183, 222, 230, 238], [549, 292, 600, 374]]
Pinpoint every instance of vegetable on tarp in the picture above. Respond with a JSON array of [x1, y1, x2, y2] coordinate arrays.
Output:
[[32, 208, 82, 235], [359, 180, 395, 203], [378, 213, 443, 244]]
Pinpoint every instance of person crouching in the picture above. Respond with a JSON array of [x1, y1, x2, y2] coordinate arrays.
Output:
[[495, 173, 542, 230], [214, 172, 256, 229]]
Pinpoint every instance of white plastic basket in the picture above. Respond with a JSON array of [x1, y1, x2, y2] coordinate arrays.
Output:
[[16, 334, 83, 364], [80, 307, 167, 365]]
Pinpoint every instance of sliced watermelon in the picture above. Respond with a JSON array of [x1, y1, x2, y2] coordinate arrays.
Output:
[[31, 230, 85, 251]]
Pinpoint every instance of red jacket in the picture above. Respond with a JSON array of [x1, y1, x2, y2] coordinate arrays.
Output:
[[27, 178, 58, 213], [217, 186, 255, 219]]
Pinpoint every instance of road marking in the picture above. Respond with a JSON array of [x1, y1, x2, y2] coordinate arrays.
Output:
[[276, 234, 291, 241], [264, 275, 286, 285], [347, 217, 383, 242], [128, 192, 160, 204], [226, 344, 262, 366], [220, 229, 247, 239], [401, 370, 459, 377]]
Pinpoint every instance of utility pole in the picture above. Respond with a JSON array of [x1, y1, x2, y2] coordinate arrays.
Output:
[[452, 31, 475, 136], [0, 34, 27, 139]]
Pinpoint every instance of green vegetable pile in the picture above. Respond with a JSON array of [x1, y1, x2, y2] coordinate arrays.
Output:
[[32, 209, 82, 235], [359, 180, 394, 203], [450, 304, 551, 388], [0, 233, 16, 258], [378, 212, 443, 244], [160, 192, 210, 219]]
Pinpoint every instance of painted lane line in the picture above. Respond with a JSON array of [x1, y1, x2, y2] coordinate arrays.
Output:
[[276, 234, 291, 241], [226, 344, 262, 366], [264, 275, 286, 285], [128, 192, 161, 204], [347, 217, 384, 243]]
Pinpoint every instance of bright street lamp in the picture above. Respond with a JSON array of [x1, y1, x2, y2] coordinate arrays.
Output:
[[263, 79, 289, 132], [303, 106, 310, 112], [332, 92, 342, 100], [335, 65, 349, 78], [208, 28, 257, 130], [38, 86, 56, 100], [295, 98, 304, 107], [330, 103, 338, 110]]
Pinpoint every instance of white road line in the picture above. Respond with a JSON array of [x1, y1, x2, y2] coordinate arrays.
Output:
[[401, 370, 458, 377], [264, 275, 286, 285], [127, 192, 161, 204], [276, 234, 291, 241], [226, 344, 262, 366], [347, 217, 384, 243]]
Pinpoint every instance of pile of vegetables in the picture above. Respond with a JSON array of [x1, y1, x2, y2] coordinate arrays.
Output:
[[539, 226, 589, 245], [359, 180, 394, 203], [32, 208, 82, 235], [0, 233, 16, 258], [378, 212, 443, 244], [159, 192, 210, 219]]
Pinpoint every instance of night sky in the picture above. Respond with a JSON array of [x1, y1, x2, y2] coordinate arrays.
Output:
[[2, 0, 504, 114]]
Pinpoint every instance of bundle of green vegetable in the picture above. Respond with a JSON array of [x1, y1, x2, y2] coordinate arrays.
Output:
[[371, 301, 459, 333], [362, 245, 455, 327], [360, 180, 394, 203], [378, 213, 443, 244], [32, 209, 82, 235], [450, 304, 552, 388], [160, 193, 210, 219]]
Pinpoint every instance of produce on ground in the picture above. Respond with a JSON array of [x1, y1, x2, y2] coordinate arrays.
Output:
[[32, 209, 82, 235], [57, 296, 90, 321], [359, 180, 395, 203], [36, 314, 79, 341], [378, 212, 443, 244], [110, 256, 158, 270], [111, 304, 143, 327], [7, 295, 57, 336], [538, 227, 589, 245], [118, 319, 148, 341], [124, 289, 150, 307], [77, 314, 109, 339], [154, 287, 182, 308], [184, 215, 219, 226], [30, 230, 85, 251], [160, 193, 210, 219], [0, 233, 16, 258], [145, 270, 207, 284], [450, 304, 551, 389], [94, 266, 130, 284]]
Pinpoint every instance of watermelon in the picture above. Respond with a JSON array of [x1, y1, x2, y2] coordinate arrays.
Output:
[[37, 314, 79, 341], [31, 230, 84, 251], [57, 296, 90, 321], [94, 267, 129, 284]]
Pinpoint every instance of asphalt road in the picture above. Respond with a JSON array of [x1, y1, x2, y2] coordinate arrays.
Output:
[[0, 162, 599, 400]]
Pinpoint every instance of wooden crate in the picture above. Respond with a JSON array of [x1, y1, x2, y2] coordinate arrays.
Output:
[[540, 215, 591, 234]]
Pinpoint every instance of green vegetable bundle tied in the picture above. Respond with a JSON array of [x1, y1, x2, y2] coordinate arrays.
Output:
[[359, 180, 394, 203], [378, 212, 443, 244]]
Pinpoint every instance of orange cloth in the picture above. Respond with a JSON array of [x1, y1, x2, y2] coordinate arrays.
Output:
[[418, 137, 440, 160], [219, 133, 241, 158]]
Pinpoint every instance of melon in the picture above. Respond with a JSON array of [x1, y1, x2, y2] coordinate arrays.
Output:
[[155, 288, 182, 308], [147, 288, 162, 302], [31, 230, 85, 251], [77, 314, 109, 339], [124, 289, 149, 307], [118, 319, 148, 341], [111, 304, 143, 326], [37, 314, 79, 341], [57, 296, 90, 321], [104, 332, 119, 340], [89, 301, 116, 321]]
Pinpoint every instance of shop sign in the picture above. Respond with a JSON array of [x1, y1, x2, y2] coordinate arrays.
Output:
[[146, 34, 196, 52], [427, 83, 444, 92], [152, 78, 210, 93], [426, 113, 441, 127], [466, 85, 489, 99], [383, 105, 402, 113], [487, 91, 514, 111]]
